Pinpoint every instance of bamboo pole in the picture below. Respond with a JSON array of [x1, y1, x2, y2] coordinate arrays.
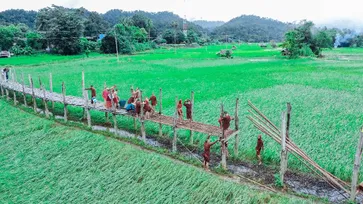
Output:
[[0, 74, 4, 97], [159, 88, 163, 137], [247, 108, 350, 193], [29, 75, 37, 112], [221, 103, 227, 169], [49, 73, 54, 110], [62, 82, 67, 122], [0, 79, 4, 97], [190, 91, 194, 144], [280, 111, 287, 184], [13, 88, 17, 105], [140, 90, 146, 142], [110, 88, 117, 131], [82, 71, 91, 127], [350, 127, 363, 201], [39, 77, 49, 118], [38, 77, 45, 114], [172, 96, 178, 152], [21, 73, 27, 106], [286, 103, 292, 138], [234, 98, 239, 156], [5, 89, 9, 100]]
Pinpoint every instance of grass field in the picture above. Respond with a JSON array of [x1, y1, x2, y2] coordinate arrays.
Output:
[[0, 100, 317, 203], [1, 44, 363, 181]]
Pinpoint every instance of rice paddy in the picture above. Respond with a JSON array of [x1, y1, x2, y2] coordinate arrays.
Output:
[[1, 44, 363, 182]]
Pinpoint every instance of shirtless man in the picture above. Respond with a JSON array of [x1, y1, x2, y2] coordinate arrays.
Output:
[[85, 85, 96, 104], [135, 99, 141, 117], [256, 135, 264, 165], [149, 93, 157, 115], [203, 135, 219, 171], [177, 99, 183, 122]]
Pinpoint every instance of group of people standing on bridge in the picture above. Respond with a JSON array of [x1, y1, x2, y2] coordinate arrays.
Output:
[[84, 85, 264, 171]]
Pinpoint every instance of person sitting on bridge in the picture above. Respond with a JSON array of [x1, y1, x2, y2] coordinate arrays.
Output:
[[149, 93, 157, 114], [85, 85, 96, 104], [126, 100, 136, 112], [177, 99, 183, 122], [183, 99, 192, 121], [218, 111, 234, 131], [256, 135, 264, 165], [135, 99, 141, 117], [143, 98, 152, 119], [203, 135, 219, 171]]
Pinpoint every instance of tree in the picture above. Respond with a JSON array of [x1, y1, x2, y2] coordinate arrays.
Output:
[[26, 31, 46, 50], [282, 20, 333, 58], [84, 12, 109, 37], [0, 9, 37, 28], [36, 5, 84, 55], [0, 25, 22, 50]]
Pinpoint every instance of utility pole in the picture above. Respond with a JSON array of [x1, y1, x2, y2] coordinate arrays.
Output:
[[114, 29, 119, 63]]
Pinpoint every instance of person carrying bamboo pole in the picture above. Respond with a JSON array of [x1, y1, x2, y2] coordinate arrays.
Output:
[[203, 135, 219, 171], [256, 135, 264, 165], [85, 85, 96, 104]]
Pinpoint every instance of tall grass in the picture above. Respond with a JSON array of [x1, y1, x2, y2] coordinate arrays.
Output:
[[0, 100, 316, 203]]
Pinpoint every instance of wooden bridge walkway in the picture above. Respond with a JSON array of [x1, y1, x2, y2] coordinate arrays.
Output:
[[0, 71, 239, 169]]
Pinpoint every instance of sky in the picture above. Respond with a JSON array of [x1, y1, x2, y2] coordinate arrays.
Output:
[[1, 0, 363, 26]]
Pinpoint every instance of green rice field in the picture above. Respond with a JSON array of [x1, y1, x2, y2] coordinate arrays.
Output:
[[0, 100, 316, 203], [1, 44, 363, 182]]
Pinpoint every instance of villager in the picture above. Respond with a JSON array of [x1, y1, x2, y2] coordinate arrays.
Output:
[[143, 97, 152, 119], [102, 88, 108, 102], [126, 101, 136, 112], [105, 88, 112, 109], [203, 135, 219, 171], [256, 135, 264, 165], [2, 68, 9, 82], [149, 93, 157, 114], [112, 89, 119, 108], [85, 85, 96, 104], [218, 111, 234, 130], [177, 99, 183, 122], [135, 99, 141, 117], [183, 99, 192, 121]]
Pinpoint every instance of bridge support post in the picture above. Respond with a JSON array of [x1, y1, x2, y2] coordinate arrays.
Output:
[[29, 75, 37, 112], [350, 127, 363, 201], [0, 80, 4, 97], [82, 71, 91, 127], [159, 88, 163, 137], [39, 77, 49, 118], [220, 103, 227, 169], [21, 73, 27, 106], [62, 82, 68, 122], [280, 111, 288, 185], [140, 90, 146, 143], [190, 91, 194, 144], [172, 96, 178, 152], [49, 73, 54, 110], [234, 98, 239, 156], [13, 90, 17, 105]]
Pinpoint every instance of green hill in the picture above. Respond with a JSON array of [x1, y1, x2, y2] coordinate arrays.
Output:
[[212, 15, 290, 42]]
